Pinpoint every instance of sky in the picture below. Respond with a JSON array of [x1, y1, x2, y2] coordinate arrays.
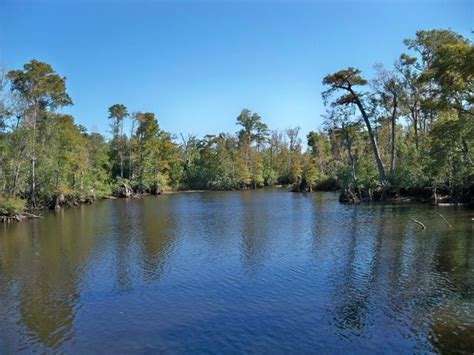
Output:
[[0, 0, 472, 139]]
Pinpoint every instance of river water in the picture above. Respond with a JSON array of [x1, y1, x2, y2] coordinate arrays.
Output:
[[0, 191, 473, 353]]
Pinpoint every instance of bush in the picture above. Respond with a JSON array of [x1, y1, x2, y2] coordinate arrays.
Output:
[[0, 196, 26, 216], [314, 177, 339, 191], [112, 178, 133, 197]]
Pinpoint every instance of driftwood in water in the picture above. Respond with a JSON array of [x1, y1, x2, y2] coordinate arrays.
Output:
[[1, 211, 41, 223], [113, 182, 134, 198], [410, 217, 426, 230], [22, 212, 41, 219], [437, 212, 452, 229], [339, 189, 361, 204]]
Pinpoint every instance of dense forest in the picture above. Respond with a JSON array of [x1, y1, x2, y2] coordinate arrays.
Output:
[[0, 28, 472, 219]]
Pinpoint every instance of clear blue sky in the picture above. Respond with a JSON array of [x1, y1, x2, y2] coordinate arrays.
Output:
[[1, 0, 472, 139]]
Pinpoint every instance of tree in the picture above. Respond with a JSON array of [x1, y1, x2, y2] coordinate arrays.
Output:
[[134, 112, 159, 192], [427, 112, 473, 203], [7, 60, 72, 206], [323, 68, 387, 185], [2, 31, 471, 213], [108, 104, 129, 178], [373, 65, 403, 178], [0, 67, 10, 130], [155, 130, 183, 191], [323, 107, 362, 191], [286, 127, 301, 153], [236, 109, 268, 187], [307, 130, 331, 178], [84, 132, 111, 196], [49, 114, 88, 197], [302, 154, 321, 192]]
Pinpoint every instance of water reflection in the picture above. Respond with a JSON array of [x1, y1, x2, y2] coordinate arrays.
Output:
[[239, 191, 274, 273], [0, 192, 472, 353], [329, 207, 376, 335], [0, 203, 108, 350], [140, 197, 177, 283]]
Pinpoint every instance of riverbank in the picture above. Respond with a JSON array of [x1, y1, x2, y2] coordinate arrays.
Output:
[[336, 185, 473, 207], [2, 183, 472, 224], [0, 183, 287, 223]]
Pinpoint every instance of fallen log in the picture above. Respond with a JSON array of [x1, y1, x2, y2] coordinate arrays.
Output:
[[23, 212, 41, 219]]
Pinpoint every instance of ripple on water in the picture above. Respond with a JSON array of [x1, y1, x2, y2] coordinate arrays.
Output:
[[0, 191, 472, 353]]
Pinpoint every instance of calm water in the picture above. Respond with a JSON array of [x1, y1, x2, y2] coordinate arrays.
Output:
[[0, 191, 473, 353]]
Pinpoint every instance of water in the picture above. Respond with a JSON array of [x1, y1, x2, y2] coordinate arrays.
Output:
[[0, 191, 473, 353]]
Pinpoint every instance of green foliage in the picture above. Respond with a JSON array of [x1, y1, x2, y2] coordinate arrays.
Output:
[[108, 104, 129, 179], [0, 196, 25, 216], [84, 132, 112, 197], [426, 111, 473, 197], [0, 28, 472, 210], [7, 60, 73, 109], [319, 28, 473, 202]]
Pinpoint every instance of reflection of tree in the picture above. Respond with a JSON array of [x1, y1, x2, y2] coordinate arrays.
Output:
[[429, 213, 474, 352], [328, 206, 435, 336], [112, 199, 137, 292], [0, 193, 472, 353], [19, 283, 78, 349], [434, 218, 473, 297], [239, 191, 272, 274], [329, 207, 383, 334], [309, 192, 335, 256], [430, 303, 474, 353], [241, 213, 264, 272], [140, 197, 177, 283], [0, 203, 107, 350], [109, 197, 178, 289], [330, 208, 365, 332], [324, 205, 474, 352]]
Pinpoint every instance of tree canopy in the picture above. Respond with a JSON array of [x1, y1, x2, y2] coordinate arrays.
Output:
[[0, 28, 472, 216]]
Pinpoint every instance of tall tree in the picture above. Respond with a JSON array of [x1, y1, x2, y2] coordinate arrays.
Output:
[[236, 109, 268, 187], [108, 103, 129, 178], [373, 65, 403, 178], [7, 60, 72, 206], [323, 68, 387, 185], [134, 112, 159, 191]]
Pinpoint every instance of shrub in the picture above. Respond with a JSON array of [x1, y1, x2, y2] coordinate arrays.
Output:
[[0, 196, 26, 216]]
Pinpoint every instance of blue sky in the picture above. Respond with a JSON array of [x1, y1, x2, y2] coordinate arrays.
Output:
[[1, 0, 472, 139]]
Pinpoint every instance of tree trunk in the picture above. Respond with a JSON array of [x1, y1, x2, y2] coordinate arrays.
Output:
[[80, 171, 84, 193], [410, 106, 419, 150], [31, 156, 36, 206], [120, 119, 124, 178], [55, 169, 60, 190], [351, 92, 387, 184], [72, 173, 77, 190], [30, 101, 38, 207], [390, 94, 397, 178], [120, 150, 124, 179], [12, 165, 20, 198], [414, 124, 419, 150], [128, 149, 133, 180], [343, 127, 357, 185]]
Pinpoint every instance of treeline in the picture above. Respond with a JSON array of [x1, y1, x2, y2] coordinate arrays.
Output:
[[0, 59, 316, 215], [320, 29, 473, 203], [106, 107, 314, 193], [0, 28, 472, 218]]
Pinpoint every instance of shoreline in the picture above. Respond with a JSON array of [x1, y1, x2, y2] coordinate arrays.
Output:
[[2, 187, 472, 224]]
